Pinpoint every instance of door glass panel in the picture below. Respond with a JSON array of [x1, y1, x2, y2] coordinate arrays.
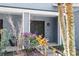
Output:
[[30, 21, 45, 37]]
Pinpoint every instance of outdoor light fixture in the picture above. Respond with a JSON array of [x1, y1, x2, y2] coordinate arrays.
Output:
[[47, 23, 50, 26]]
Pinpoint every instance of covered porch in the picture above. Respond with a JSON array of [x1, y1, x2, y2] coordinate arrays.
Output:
[[0, 6, 61, 55]]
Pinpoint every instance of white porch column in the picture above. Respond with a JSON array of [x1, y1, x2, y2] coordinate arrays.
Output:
[[22, 12, 30, 33], [58, 23, 62, 45]]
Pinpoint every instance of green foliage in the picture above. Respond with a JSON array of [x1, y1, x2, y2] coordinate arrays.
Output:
[[0, 29, 12, 55], [23, 33, 39, 49], [29, 37, 38, 47], [1, 29, 10, 48]]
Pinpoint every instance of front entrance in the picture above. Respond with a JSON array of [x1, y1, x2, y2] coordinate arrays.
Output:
[[30, 21, 45, 37], [0, 19, 3, 41]]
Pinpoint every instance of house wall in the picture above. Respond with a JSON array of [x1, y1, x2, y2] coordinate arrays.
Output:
[[0, 14, 22, 36], [31, 15, 58, 43], [11, 15, 22, 35], [0, 3, 57, 12], [74, 11, 79, 49], [0, 13, 59, 44]]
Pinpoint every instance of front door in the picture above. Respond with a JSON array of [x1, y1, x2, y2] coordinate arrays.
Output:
[[30, 21, 45, 37], [0, 19, 3, 41]]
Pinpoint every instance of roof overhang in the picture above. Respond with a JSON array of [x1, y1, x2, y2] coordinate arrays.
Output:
[[0, 7, 58, 17]]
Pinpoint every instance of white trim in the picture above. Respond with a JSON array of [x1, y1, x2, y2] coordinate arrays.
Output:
[[30, 10, 58, 17], [58, 21, 60, 45], [60, 25, 62, 45], [29, 12, 30, 32], [22, 12, 24, 33], [0, 7, 58, 17], [58, 17, 62, 45], [59, 23, 62, 45]]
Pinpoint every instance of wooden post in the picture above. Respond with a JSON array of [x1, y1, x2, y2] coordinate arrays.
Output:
[[65, 3, 76, 56], [58, 3, 69, 56]]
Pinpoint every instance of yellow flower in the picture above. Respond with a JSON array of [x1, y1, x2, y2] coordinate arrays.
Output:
[[35, 35, 48, 46], [39, 38, 47, 46], [36, 36, 41, 41], [38, 35, 42, 39]]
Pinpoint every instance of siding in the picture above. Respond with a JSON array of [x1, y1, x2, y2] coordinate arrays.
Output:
[[0, 3, 57, 12], [0, 14, 22, 36], [74, 11, 79, 49]]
